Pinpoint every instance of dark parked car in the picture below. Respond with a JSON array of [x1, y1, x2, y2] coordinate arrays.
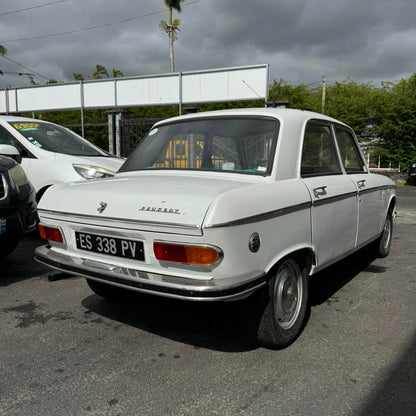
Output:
[[408, 162, 416, 185], [0, 155, 37, 257]]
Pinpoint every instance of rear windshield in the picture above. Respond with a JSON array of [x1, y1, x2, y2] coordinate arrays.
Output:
[[9, 121, 108, 156], [120, 117, 278, 176]]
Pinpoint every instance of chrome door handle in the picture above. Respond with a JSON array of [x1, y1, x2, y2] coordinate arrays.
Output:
[[357, 180, 366, 189], [313, 186, 327, 198]]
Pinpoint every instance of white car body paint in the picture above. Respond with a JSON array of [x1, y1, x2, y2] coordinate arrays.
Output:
[[35, 108, 396, 301], [0, 115, 124, 198]]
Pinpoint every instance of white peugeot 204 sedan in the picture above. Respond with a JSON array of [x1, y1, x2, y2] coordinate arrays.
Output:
[[35, 108, 396, 349]]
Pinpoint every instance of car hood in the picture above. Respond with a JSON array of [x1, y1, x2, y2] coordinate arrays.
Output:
[[38, 172, 260, 234]]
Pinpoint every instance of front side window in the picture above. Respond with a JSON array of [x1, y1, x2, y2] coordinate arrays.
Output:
[[0, 125, 18, 146], [0, 125, 33, 158], [9, 121, 108, 157], [301, 122, 342, 177], [120, 117, 278, 176], [334, 125, 366, 173]]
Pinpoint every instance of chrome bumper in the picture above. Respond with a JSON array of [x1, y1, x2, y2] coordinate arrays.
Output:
[[34, 245, 267, 301]]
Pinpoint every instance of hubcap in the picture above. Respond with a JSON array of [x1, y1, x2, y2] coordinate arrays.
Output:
[[273, 259, 303, 330], [381, 216, 392, 250]]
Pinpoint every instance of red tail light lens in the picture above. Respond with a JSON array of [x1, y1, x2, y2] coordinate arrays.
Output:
[[154, 242, 221, 265], [38, 224, 64, 243]]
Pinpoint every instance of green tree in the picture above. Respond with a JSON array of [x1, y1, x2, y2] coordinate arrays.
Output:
[[324, 79, 379, 137], [73, 72, 85, 81], [90, 64, 110, 79], [268, 78, 321, 111], [159, 0, 184, 72], [73, 66, 124, 81], [112, 68, 124, 78], [375, 75, 416, 169]]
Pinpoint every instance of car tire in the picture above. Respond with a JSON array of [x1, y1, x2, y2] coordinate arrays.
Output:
[[371, 210, 393, 258], [86, 279, 126, 300], [0, 237, 20, 258], [247, 256, 309, 349]]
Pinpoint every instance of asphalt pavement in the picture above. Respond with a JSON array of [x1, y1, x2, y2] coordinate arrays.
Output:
[[0, 185, 415, 416]]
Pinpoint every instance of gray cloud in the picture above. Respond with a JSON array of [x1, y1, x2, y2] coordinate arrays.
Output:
[[1, 0, 416, 89]]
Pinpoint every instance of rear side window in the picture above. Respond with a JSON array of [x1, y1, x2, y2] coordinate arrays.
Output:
[[301, 122, 342, 177], [334, 125, 366, 173]]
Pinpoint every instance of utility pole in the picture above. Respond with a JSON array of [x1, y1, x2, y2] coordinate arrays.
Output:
[[321, 75, 326, 114]]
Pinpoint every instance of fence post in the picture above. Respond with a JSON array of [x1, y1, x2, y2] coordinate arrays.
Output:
[[106, 109, 129, 156], [107, 110, 115, 155]]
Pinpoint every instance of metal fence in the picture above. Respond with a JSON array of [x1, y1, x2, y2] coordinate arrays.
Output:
[[119, 118, 162, 157]]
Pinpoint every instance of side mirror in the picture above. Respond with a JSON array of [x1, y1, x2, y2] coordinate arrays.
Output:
[[0, 144, 22, 164]]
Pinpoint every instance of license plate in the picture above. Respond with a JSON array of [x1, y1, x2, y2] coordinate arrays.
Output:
[[75, 231, 144, 261]]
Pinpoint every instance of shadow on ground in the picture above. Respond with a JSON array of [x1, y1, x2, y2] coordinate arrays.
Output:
[[358, 332, 416, 416], [82, 290, 256, 353], [81, 247, 382, 352], [309, 247, 380, 306], [0, 233, 51, 286]]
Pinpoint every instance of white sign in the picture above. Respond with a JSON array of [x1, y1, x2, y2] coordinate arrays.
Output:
[[0, 65, 269, 113]]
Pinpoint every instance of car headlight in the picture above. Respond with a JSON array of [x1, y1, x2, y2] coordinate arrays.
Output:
[[9, 164, 29, 187], [73, 164, 116, 179]]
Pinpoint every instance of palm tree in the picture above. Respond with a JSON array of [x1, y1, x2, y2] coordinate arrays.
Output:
[[159, 0, 183, 72], [0, 45, 8, 75], [89, 64, 110, 79]]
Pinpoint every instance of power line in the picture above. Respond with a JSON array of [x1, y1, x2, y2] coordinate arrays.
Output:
[[0, 55, 51, 80], [0, 0, 68, 17], [0, 0, 202, 43]]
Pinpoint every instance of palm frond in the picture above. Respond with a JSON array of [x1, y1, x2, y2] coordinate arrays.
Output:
[[159, 20, 169, 32], [164, 0, 183, 12]]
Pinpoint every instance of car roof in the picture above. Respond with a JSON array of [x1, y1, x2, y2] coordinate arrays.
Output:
[[154, 107, 348, 127], [0, 115, 39, 122]]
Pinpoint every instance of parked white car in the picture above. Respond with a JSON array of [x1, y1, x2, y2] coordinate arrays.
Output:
[[35, 108, 396, 348], [0, 116, 124, 201]]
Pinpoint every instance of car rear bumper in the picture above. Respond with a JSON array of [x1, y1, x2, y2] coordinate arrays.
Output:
[[34, 245, 267, 301]]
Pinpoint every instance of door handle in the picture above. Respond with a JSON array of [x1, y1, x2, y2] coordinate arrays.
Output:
[[313, 186, 327, 198], [357, 179, 366, 189]]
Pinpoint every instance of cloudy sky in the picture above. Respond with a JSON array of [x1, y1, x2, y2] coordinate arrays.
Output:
[[1, 0, 416, 89]]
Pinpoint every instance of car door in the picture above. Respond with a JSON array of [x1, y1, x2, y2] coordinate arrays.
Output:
[[333, 124, 383, 246], [300, 120, 358, 268]]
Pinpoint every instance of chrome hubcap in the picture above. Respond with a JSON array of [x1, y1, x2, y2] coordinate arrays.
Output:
[[381, 216, 392, 250], [273, 259, 303, 330]]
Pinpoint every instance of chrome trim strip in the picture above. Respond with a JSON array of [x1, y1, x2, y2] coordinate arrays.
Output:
[[206, 183, 394, 229], [312, 191, 357, 206], [34, 245, 267, 301], [358, 184, 395, 196], [358, 188, 379, 196], [37, 209, 201, 231], [205, 201, 311, 229]]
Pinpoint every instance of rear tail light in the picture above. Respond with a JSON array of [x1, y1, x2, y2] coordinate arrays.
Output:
[[38, 224, 64, 243], [154, 242, 222, 265]]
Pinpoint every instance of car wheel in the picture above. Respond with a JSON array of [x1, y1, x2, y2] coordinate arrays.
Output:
[[0, 236, 20, 258], [86, 279, 126, 300], [372, 211, 393, 258], [247, 257, 309, 349]]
